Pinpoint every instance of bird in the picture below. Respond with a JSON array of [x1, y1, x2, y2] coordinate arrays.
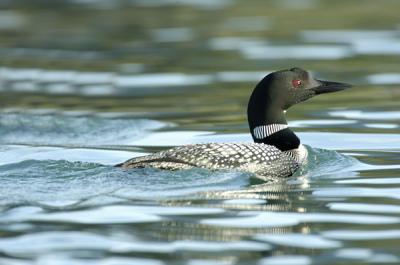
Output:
[[116, 67, 351, 179]]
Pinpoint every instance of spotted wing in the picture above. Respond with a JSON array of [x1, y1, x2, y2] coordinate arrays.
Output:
[[167, 142, 284, 169], [117, 142, 297, 175]]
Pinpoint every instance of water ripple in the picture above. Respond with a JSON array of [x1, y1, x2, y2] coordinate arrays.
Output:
[[313, 187, 400, 200], [328, 203, 400, 214], [0, 231, 270, 257], [201, 211, 399, 228], [254, 233, 341, 249], [323, 230, 400, 240], [0, 112, 168, 146], [0, 160, 250, 207]]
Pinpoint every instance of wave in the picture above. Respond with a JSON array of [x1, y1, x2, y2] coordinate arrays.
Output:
[[0, 112, 168, 146]]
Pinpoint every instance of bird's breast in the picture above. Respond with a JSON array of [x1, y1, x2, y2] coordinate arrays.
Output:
[[283, 144, 308, 164]]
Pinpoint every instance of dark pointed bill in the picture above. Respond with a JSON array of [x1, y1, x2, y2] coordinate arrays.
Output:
[[311, 80, 352, 95]]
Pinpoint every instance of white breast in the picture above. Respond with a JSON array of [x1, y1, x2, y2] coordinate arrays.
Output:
[[284, 144, 308, 164]]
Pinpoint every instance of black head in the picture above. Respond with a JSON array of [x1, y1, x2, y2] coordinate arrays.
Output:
[[248, 67, 351, 125], [247, 67, 351, 150], [255, 67, 351, 111]]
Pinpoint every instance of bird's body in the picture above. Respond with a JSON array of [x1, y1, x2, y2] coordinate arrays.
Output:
[[117, 142, 307, 178], [117, 68, 350, 178]]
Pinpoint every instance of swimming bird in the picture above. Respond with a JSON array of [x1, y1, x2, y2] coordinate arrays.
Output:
[[116, 68, 351, 178]]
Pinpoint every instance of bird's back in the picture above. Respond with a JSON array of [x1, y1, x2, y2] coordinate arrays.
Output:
[[116, 142, 300, 178]]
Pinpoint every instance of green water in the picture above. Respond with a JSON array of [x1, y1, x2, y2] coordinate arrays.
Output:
[[0, 1, 400, 264]]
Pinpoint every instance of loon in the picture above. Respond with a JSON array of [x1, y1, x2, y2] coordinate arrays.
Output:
[[116, 68, 351, 178]]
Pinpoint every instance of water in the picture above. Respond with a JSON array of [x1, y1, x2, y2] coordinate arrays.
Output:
[[0, 0, 400, 264]]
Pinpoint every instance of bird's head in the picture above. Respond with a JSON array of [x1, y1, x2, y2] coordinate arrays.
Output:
[[259, 67, 351, 111]]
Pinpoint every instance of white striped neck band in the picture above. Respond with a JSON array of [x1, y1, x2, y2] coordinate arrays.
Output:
[[253, 124, 289, 139]]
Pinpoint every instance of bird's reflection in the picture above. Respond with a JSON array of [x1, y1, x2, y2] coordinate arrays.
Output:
[[144, 175, 312, 243]]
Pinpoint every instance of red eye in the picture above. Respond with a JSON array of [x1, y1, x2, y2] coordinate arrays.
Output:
[[292, 79, 302, 88]]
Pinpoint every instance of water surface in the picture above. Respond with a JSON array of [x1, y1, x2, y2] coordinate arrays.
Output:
[[0, 1, 400, 264]]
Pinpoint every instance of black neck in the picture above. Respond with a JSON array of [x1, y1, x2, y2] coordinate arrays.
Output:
[[247, 76, 300, 151], [256, 128, 300, 151]]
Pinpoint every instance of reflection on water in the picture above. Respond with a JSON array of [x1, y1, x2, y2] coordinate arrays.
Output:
[[0, 0, 400, 264], [1, 125, 399, 264]]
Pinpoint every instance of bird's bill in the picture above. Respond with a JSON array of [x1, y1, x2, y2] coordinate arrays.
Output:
[[311, 80, 352, 95]]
